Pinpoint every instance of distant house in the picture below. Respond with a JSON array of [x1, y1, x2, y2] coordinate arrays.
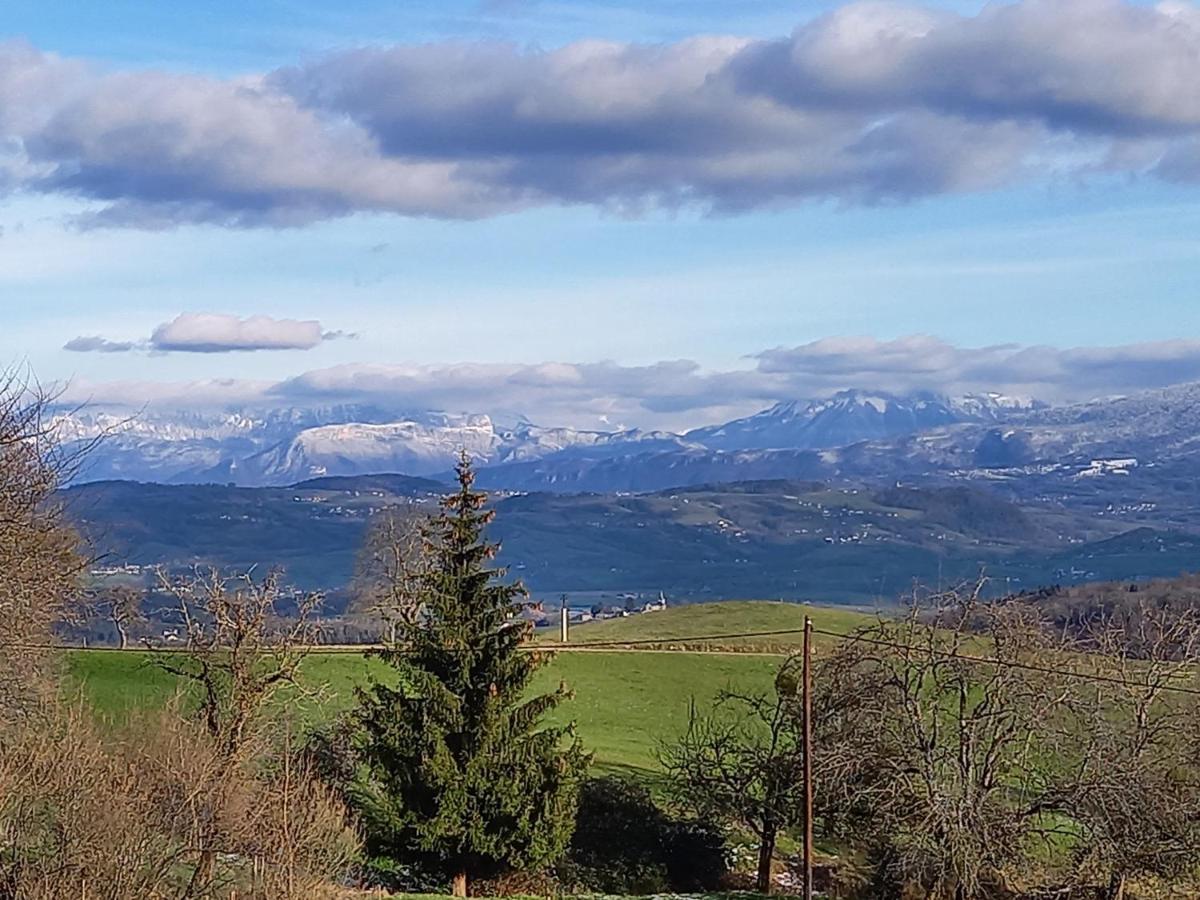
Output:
[[642, 592, 668, 613]]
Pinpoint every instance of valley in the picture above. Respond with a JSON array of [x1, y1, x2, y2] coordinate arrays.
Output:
[[59, 382, 1200, 605], [66, 475, 1200, 604]]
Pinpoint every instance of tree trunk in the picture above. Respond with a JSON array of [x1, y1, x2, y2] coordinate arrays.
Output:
[[186, 849, 216, 896], [452, 870, 468, 898], [756, 827, 777, 895], [1106, 871, 1126, 900]]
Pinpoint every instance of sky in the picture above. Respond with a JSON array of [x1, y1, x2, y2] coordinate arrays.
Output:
[[5, 0, 1200, 430]]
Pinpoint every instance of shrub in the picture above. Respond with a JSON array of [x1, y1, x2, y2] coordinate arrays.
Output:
[[0, 704, 360, 899], [663, 819, 729, 891], [561, 776, 727, 893]]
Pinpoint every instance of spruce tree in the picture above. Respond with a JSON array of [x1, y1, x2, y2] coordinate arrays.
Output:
[[355, 454, 589, 896]]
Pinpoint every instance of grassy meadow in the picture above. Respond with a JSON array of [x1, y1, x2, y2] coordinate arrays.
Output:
[[64, 601, 878, 775]]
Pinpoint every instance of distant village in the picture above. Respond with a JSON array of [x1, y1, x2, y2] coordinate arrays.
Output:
[[529, 592, 669, 628]]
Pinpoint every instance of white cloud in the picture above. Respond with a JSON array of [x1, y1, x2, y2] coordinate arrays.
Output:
[[149, 313, 330, 353]]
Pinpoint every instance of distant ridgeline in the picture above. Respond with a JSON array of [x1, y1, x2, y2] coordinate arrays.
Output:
[[62, 475, 1200, 608]]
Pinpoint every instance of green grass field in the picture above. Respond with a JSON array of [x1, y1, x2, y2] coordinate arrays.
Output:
[[65, 602, 877, 774], [65, 649, 779, 775]]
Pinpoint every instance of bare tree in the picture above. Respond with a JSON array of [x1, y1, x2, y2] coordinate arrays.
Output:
[[0, 373, 357, 898], [1055, 602, 1200, 900], [154, 566, 322, 762], [135, 711, 360, 900], [0, 369, 89, 720], [351, 505, 429, 643], [814, 583, 1070, 899], [153, 566, 327, 893], [662, 658, 807, 894], [86, 582, 147, 649]]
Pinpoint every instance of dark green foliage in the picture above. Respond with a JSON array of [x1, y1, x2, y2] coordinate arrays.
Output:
[[353, 456, 589, 890], [660, 818, 729, 891], [561, 776, 727, 893], [300, 716, 360, 803], [874, 484, 1033, 538], [973, 428, 1034, 468]]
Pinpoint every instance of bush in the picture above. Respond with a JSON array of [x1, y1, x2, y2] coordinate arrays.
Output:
[[0, 704, 360, 899], [663, 819, 729, 891], [561, 776, 727, 893]]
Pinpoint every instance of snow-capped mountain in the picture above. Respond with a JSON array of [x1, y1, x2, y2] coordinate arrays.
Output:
[[55, 405, 419, 483], [244, 415, 502, 482], [53, 404, 687, 485], [61, 382, 1200, 493], [685, 389, 1039, 452], [472, 382, 1200, 493]]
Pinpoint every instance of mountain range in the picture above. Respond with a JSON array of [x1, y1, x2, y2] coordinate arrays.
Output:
[[48, 383, 1200, 538], [57, 382, 1200, 601], [56, 388, 1047, 488]]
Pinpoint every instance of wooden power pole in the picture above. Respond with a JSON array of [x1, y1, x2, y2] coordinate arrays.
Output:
[[802, 615, 814, 900]]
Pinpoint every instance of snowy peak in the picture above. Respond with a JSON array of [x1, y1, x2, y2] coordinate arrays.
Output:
[[54, 403, 686, 486], [951, 392, 1044, 419], [50, 385, 1066, 488], [687, 390, 977, 452], [248, 417, 504, 482]]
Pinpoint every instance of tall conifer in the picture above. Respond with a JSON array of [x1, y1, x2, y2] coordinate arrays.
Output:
[[356, 454, 589, 896]]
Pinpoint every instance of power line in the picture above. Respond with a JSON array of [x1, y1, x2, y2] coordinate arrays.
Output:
[[808, 626, 1200, 698], [564, 625, 1200, 697], [554, 626, 812, 648]]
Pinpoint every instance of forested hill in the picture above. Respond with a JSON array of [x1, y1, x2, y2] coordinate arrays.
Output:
[[61, 476, 1200, 605]]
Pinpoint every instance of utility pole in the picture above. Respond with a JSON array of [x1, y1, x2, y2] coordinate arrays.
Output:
[[802, 615, 814, 900]]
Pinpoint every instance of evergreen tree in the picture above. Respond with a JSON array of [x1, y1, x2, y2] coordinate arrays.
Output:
[[355, 454, 589, 896]]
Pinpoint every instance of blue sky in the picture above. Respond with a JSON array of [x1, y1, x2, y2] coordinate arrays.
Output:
[[3, 1, 982, 69], [5, 0, 1200, 428]]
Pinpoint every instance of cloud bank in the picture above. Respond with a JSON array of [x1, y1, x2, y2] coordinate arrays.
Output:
[[6, 0, 1200, 227], [65, 313, 346, 354], [59, 335, 1200, 430]]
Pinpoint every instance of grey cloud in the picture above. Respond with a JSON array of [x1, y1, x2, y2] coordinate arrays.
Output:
[[57, 335, 1200, 430], [753, 336, 1200, 401], [263, 336, 1200, 429], [149, 313, 335, 353], [68, 313, 345, 356], [733, 0, 1200, 137], [3, 1, 1200, 226], [269, 359, 750, 428], [63, 335, 137, 353]]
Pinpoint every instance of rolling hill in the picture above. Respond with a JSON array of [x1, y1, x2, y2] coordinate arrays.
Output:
[[62, 476, 1200, 604], [556, 600, 878, 651]]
